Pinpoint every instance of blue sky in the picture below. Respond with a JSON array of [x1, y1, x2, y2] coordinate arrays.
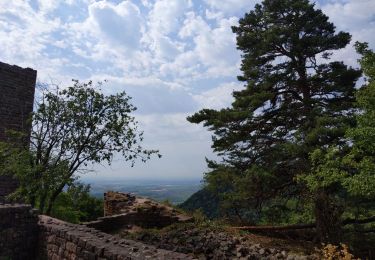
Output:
[[1, 0, 374, 181]]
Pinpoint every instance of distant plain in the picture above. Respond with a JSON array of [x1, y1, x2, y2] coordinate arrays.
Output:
[[85, 179, 202, 205]]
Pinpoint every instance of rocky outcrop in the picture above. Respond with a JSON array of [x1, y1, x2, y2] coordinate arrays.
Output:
[[124, 223, 319, 260]]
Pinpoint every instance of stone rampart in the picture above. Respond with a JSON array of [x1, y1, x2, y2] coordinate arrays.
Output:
[[0, 204, 194, 259], [38, 215, 193, 260], [0, 204, 39, 259], [85, 211, 183, 233]]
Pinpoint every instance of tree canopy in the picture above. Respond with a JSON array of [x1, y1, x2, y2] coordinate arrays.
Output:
[[0, 80, 159, 214], [297, 42, 375, 241], [188, 0, 362, 241]]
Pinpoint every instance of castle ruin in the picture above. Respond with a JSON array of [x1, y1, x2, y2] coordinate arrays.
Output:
[[0, 61, 37, 202]]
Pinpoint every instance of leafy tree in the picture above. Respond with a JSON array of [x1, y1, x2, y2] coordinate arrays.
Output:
[[50, 181, 103, 223], [0, 80, 159, 214], [347, 42, 375, 196], [188, 0, 361, 241], [300, 42, 375, 241]]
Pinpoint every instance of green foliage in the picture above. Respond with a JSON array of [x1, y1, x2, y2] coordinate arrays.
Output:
[[0, 80, 159, 214], [187, 0, 360, 232], [346, 42, 375, 197], [179, 187, 221, 219], [50, 182, 103, 223], [300, 42, 375, 202]]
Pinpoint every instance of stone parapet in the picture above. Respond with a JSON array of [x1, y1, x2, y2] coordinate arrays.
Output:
[[38, 215, 194, 260]]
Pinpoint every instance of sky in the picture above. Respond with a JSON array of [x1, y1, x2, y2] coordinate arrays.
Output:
[[1, 0, 374, 181]]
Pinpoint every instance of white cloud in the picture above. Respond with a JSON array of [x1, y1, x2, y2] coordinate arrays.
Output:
[[162, 16, 240, 79], [0, 1, 64, 80], [63, 0, 150, 76], [320, 0, 375, 67], [37, 0, 62, 14], [143, 0, 193, 62], [148, 0, 192, 35], [322, 0, 375, 31], [179, 12, 210, 38], [81, 74, 194, 114], [194, 17, 239, 70], [192, 82, 243, 110], [204, 0, 260, 16], [159, 50, 202, 78], [88, 1, 143, 50]]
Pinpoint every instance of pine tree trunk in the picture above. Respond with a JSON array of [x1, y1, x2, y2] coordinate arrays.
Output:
[[314, 190, 343, 243]]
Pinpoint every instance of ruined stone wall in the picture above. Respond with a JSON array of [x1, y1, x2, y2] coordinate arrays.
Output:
[[0, 61, 37, 202], [85, 211, 183, 233], [0, 203, 192, 259], [104, 191, 136, 216], [0, 204, 39, 259], [38, 215, 193, 259], [91, 192, 192, 233]]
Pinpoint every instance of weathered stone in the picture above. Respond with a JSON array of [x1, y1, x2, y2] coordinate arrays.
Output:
[[0, 62, 36, 203], [37, 215, 194, 260], [0, 204, 38, 259], [66, 241, 77, 253]]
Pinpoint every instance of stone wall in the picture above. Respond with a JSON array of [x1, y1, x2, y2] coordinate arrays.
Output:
[[88, 192, 192, 233], [0, 204, 39, 259], [104, 191, 135, 216], [38, 215, 193, 260], [0, 61, 37, 202], [85, 211, 184, 233], [0, 176, 19, 203], [0, 61, 36, 142], [0, 204, 193, 259]]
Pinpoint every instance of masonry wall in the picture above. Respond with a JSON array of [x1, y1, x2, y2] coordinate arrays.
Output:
[[0, 61, 37, 202], [88, 192, 192, 233], [0, 61, 36, 141], [0, 176, 19, 203], [0, 204, 193, 260], [85, 210, 187, 234], [0, 204, 39, 259], [38, 215, 193, 260]]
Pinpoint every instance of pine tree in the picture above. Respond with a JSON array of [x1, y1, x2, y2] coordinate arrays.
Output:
[[188, 0, 361, 240]]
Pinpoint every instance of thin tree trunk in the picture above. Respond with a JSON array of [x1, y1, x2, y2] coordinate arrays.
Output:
[[45, 183, 65, 215], [39, 190, 48, 214], [29, 195, 35, 208], [232, 216, 375, 231], [314, 190, 343, 243], [232, 223, 315, 231]]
